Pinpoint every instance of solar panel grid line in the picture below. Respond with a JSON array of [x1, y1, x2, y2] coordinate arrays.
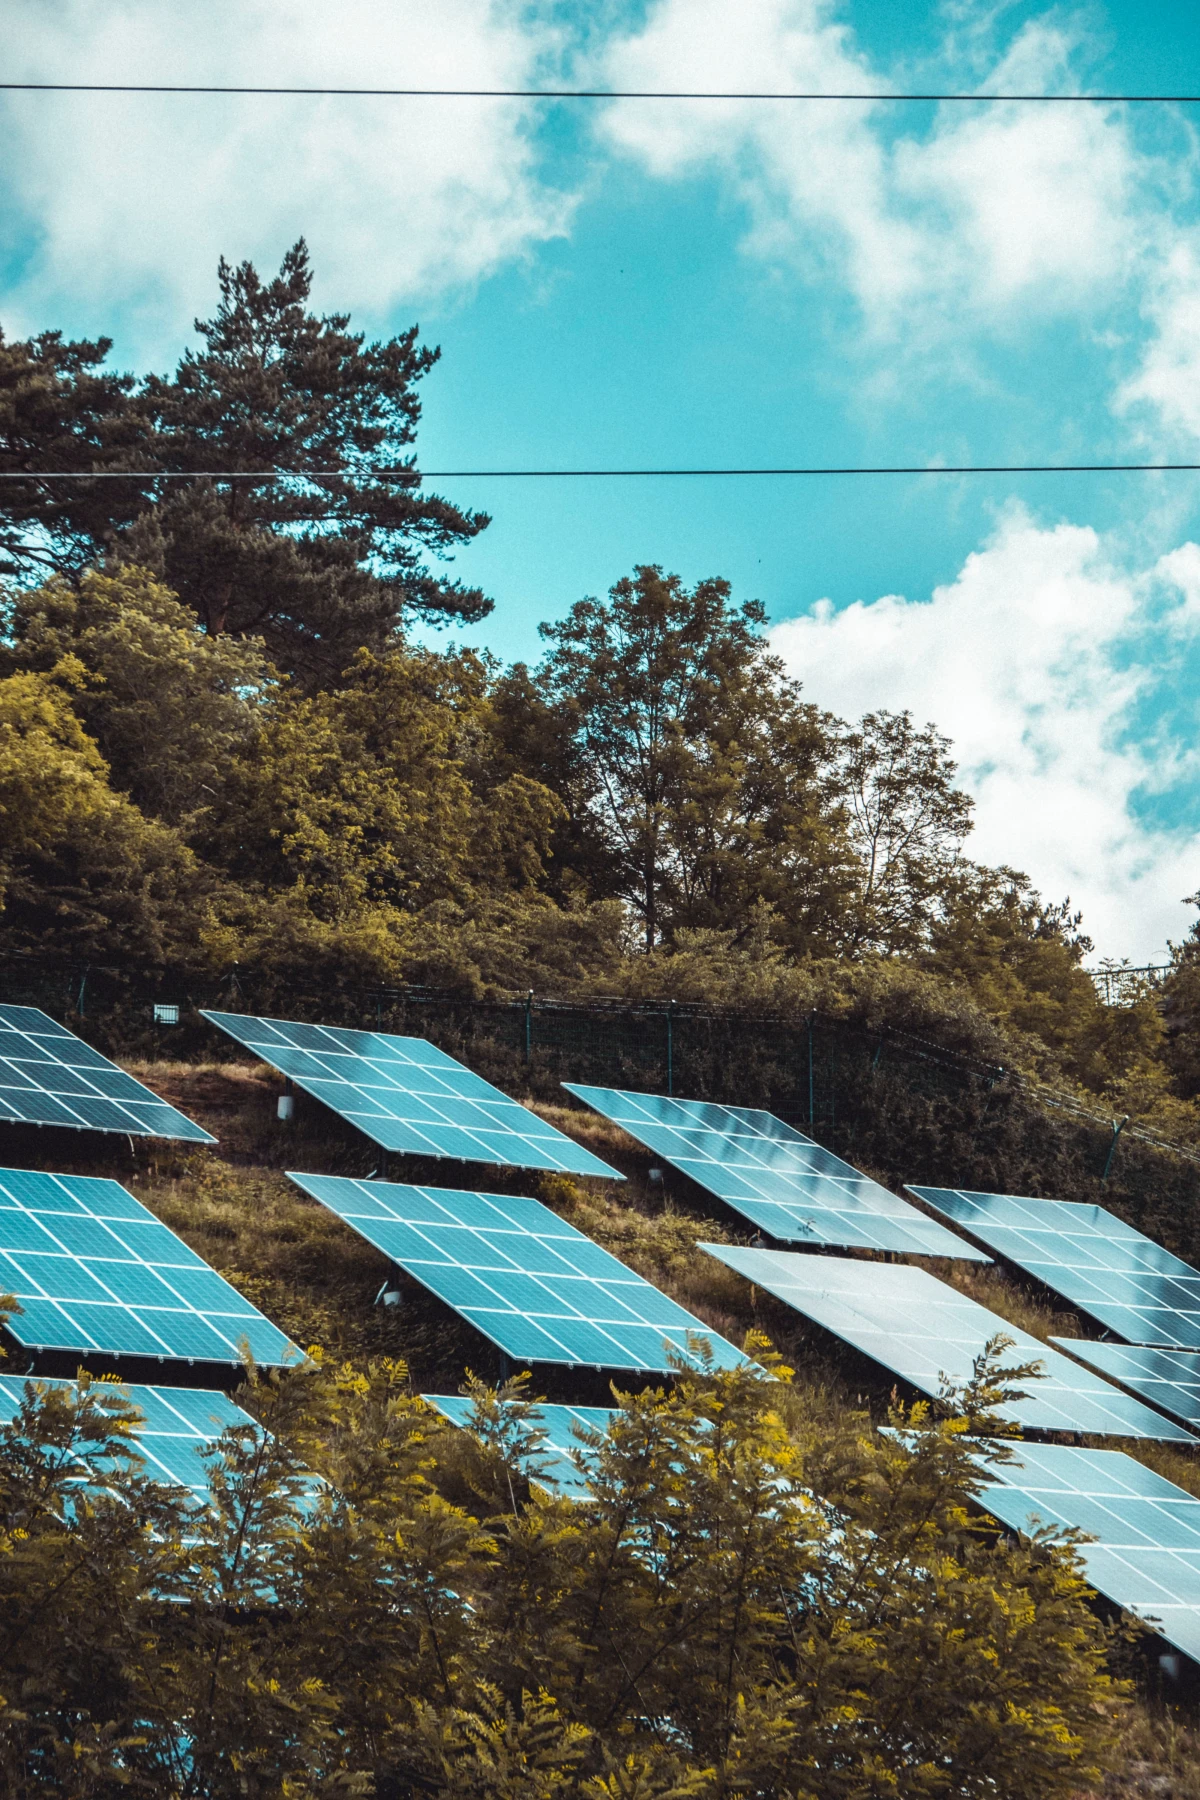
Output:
[[0, 1167, 299, 1367], [425, 1393, 615, 1496], [563, 1083, 988, 1259], [1050, 1340, 1200, 1431], [978, 1441, 1200, 1664], [0, 1373, 255, 1500], [701, 1244, 1195, 1441], [202, 1011, 621, 1178], [0, 1005, 214, 1143], [909, 1186, 1200, 1349], [287, 1172, 746, 1374]]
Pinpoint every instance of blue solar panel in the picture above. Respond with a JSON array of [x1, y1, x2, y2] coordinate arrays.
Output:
[[0, 1373, 253, 1501], [425, 1393, 614, 1497], [979, 1440, 1200, 1664], [288, 1172, 746, 1374], [202, 1011, 620, 1178], [909, 1186, 1200, 1348], [0, 1005, 214, 1142], [563, 1085, 985, 1258], [702, 1245, 1194, 1440], [0, 1167, 298, 1366], [1050, 1340, 1200, 1431]]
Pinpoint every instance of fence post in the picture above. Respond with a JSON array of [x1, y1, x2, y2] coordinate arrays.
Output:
[[1101, 1114, 1130, 1183], [807, 1013, 815, 1126], [525, 990, 534, 1064], [667, 999, 675, 1097]]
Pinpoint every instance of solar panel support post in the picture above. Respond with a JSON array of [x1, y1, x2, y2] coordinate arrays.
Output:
[[1101, 1114, 1130, 1183]]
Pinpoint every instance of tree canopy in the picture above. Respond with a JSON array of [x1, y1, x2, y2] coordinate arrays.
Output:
[[0, 243, 490, 679]]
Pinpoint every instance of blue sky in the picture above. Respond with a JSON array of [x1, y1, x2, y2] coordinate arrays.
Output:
[[5, 0, 1200, 960]]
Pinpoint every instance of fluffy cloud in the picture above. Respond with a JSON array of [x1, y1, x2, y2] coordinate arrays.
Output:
[[0, 0, 574, 354], [598, 1, 1152, 335], [770, 511, 1200, 960], [1119, 238, 1200, 441]]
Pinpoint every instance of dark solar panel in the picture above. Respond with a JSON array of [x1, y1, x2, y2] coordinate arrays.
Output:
[[1050, 1340, 1200, 1431], [288, 1172, 745, 1374], [979, 1440, 1200, 1664], [563, 1084, 985, 1258], [0, 1005, 214, 1142], [0, 1373, 253, 1501], [202, 1011, 619, 1178], [425, 1393, 614, 1496], [702, 1245, 1194, 1441], [0, 1166, 299, 1366], [909, 1186, 1200, 1348]]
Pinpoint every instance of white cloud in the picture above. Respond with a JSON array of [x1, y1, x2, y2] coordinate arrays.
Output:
[[1, 0, 574, 357], [770, 511, 1200, 960], [1119, 238, 1200, 441], [599, 1, 1154, 336]]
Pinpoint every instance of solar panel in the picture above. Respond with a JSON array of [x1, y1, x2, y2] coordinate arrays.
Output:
[[287, 1172, 746, 1374], [1049, 1340, 1200, 1432], [0, 1373, 254, 1502], [978, 1440, 1200, 1664], [701, 1245, 1194, 1440], [909, 1186, 1200, 1349], [0, 1004, 214, 1142], [202, 1011, 620, 1179], [425, 1393, 614, 1497], [0, 1167, 299, 1367], [563, 1085, 986, 1259]]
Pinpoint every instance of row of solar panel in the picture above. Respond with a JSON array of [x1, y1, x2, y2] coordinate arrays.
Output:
[[15, 1007, 1200, 1427], [17, 1002, 1200, 1363]]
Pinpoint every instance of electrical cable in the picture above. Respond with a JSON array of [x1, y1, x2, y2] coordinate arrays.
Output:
[[2, 464, 1199, 480], [2, 83, 1199, 102]]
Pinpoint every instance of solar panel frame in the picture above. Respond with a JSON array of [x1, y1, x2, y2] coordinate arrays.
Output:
[[0, 1167, 299, 1367], [0, 1005, 214, 1142], [701, 1244, 1195, 1440], [0, 1373, 254, 1501], [978, 1440, 1200, 1664], [563, 1084, 987, 1259], [908, 1185, 1200, 1348], [425, 1393, 614, 1496], [1049, 1340, 1200, 1431], [202, 1011, 620, 1178], [288, 1172, 746, 1374]]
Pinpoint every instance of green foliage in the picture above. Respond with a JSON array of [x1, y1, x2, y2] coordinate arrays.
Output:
[[2, 243, 489, 680], [530, 565, 840, 952], [0, 1347, 1124, 1800]]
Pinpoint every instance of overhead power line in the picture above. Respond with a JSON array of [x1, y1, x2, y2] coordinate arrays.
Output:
[[3, 464, 1200, 481], [2, 82, 1199, 102]]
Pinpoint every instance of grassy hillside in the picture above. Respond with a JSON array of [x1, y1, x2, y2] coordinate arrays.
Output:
[[9, 1056, 1200, 1795]]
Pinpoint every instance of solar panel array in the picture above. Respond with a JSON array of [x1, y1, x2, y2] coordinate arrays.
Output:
[[288, 1172, 745, 1373], [1050, 1340, 1200, 1432], [203, 1011, 619, 1178], [910, 1186, 1200, 1349], [701, 1245, 1194, 1441], [0, 1167, 298, 1366], [425, 1393, 614, 1497], [565, 1085, 985, 1259], [979, 1441, 1200, 1664], [0, 1373, 253, 1502], [0, 1005, 214, 1143]]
